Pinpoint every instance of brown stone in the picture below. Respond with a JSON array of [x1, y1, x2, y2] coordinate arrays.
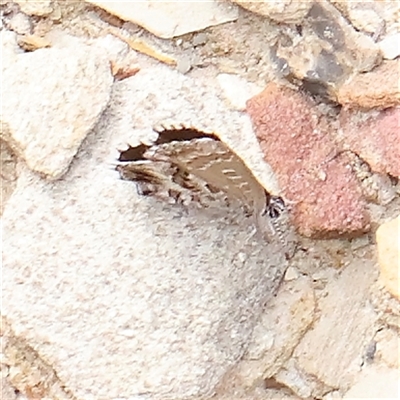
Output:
[[247, 83, 369, 238], [337, 60, 400, 109], [339, 107, 400, 178]]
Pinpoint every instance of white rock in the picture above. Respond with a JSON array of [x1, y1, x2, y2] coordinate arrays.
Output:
[[293, 260, 378, 393], [217, 73, 263, 111], [344, 366, 400, 398], [1, 37, 113, 179], [7, 12, 32, 35], [85, 0, 238, 38], [379, 33, 400, 60]]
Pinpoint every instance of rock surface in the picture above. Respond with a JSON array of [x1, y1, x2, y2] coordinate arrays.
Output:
[[86, 0, 239, 39], [343, 365, 400, 399], [337, 60, 400, 109], [290, 260, 378, 395], [2, 66, 289, 399], [339, 107, 400, 178], [270, 0, 381, 100], [14, 0, 53, 16], [247, 83, 370, 238], [232, 0, 312, 24], [1, 35, 113, 179], [238, 276, 315, 384], [376, 215, 400, 299]]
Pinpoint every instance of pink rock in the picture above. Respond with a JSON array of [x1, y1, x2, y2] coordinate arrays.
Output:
[[247, 83, 369, 238], [339, 107, 400, 178]]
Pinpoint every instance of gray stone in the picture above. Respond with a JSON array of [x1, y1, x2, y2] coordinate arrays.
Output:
[[271, 0, 381, 100], [2, 65, 289, 399]]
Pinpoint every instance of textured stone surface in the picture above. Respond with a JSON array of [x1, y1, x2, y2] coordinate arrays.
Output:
[[339, 107, 400, 178], [271, 0, 381, 100], [343, 366, 400, 399], [14, 0, 53, 16], [293, 260, 378, 393], [237, 276, 315, 385], [375, 328, 400, 369], [232, 0, 311, 24], [337, 60, 400, 109], [2, 66, 289, 399], [331, 0, 400, 36], [1, 36, 113, 179], [217, 73, 262, 111], [379, 33, 400, 60], [247, 83, 369, 238], [376, 215, 400, 299], [86, 0, 239, 39], [0, 139, 17, 215]]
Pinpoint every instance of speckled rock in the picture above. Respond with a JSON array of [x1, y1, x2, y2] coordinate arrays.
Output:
[[339, 107, 400, 178], [376, 215, 400, 300], [237, 276, 315, 386], [1, 36, 113, 179], [2, 65, 289, 400], [85, 0, 239, 39], [337, 60, 400, 109], [14, 0, 53, 16], [247, 83, 369, 238], [232, 0, 312, 24]]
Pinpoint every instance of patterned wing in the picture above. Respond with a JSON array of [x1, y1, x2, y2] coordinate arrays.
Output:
[[116, 124, 290, 242]]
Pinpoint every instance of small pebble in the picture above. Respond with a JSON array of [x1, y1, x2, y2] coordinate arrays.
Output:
[[177, 57, 192, 74], [192, 32, 207, 46]]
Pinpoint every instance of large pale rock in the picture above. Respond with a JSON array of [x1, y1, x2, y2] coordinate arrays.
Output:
[[2, 66, 290, 399], [1, 37, 113, 179], [86, 0, 239, 39]]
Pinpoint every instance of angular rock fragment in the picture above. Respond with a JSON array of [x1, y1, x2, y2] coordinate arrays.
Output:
[[339, 107, 400, 178], [247, 83, 370, 238], [1, 39, 113, 179], [270, 0, 381, 101], [337, 60, 400, 110], [86, 0, 239, 39]]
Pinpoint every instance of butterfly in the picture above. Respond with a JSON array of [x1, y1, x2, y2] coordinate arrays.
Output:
[[116, 124, 288, 242]]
